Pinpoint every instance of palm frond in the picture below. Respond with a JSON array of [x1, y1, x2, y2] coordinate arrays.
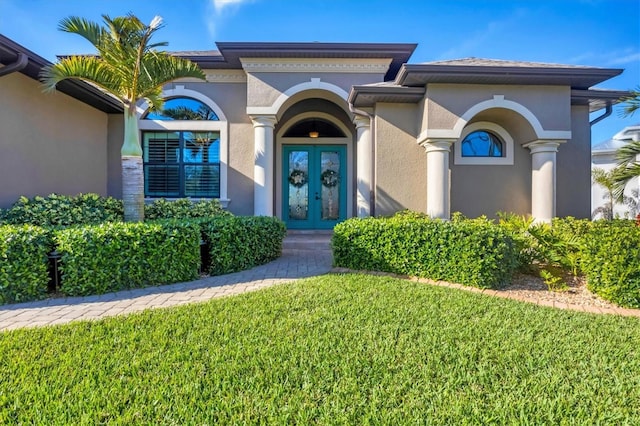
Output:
[[612, 163, 640, 202], [621, 87, 640, 118], [58, 16, 105, 47], [40, 56, 122, 97]]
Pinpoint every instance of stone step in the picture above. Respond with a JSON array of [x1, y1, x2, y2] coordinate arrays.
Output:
[[283, 230, 333, 251]]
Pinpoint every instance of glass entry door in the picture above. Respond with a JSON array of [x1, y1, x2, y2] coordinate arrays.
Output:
[[283, 145, 347, 229]]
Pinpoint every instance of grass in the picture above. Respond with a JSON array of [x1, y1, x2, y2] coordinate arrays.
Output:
[[1, 273, 639, 424]]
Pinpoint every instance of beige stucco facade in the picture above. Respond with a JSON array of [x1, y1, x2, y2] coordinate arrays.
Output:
[[0, 71, 111, 207], [1, 38, 626, 226]]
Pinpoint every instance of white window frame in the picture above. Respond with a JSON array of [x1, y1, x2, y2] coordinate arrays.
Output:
[[137, 86, 230, 207], [454, 121, 514, 166]]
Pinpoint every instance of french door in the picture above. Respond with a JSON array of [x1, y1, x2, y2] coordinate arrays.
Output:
[[283, 145, 347, 229]]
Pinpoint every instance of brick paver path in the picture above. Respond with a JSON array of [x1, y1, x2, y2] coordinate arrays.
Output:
[[0, 247, 333, 331], [2, 239, 639, 331]]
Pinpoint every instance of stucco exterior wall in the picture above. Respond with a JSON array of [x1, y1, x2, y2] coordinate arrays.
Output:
[[556, 105, 591, 218], [246, 72, 382, 108], [449, 108, 535, 217], [374, 103, 426, 215], [423, 84, 571, 134], [450, 134, 531, 218], [0, 72, 109, 208]]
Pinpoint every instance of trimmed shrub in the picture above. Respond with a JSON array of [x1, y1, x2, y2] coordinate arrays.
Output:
[[580, 220, 640, 308], [56, 221, 200, 296], [145, 198, 231, 220], [333, 214, 519, 289], [201, 216, 286, 275], [0, 193, 123, 226], [0, 225, 52, 304]]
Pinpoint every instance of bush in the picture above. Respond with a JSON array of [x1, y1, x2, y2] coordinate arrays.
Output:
[[55, 221, 200, 296], [201, 216, 286, 275], [145, 198, 231, 220], [333, 214, 519, 289], [0, 193, 123, 226], [0, 225, 52, 304], [580, 220, 640, 308]]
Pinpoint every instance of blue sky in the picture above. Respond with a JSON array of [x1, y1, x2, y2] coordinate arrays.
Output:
[[1, 0, 638, 144]]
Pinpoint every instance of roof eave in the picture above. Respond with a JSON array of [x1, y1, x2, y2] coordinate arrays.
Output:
[[395, 63, 624, 89], [0, 34, 123, 113], [349, 85, 426, 108]]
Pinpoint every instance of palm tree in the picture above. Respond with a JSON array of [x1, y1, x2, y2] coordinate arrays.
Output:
[[609, 87, 640, 202], [41, 14, 205, 222], [592, 167, 615, 220]]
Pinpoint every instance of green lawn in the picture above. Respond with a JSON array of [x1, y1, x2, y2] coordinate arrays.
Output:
[[1, 273, 639, 424]]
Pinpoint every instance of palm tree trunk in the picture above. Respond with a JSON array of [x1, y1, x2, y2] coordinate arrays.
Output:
[[121, 108, 145, 222]]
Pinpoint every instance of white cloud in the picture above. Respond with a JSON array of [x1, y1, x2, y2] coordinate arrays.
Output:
[[607, 52, 640, 66], [207, 0, 254, 37], [212, 0, 250, 13]]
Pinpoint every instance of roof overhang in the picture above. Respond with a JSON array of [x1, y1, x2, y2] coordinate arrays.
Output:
[[349, 84, 426, 108], [0, 34, 123, 114], [571, 88, 631, 112], [395, 63, 623, 90], [180, 42, 417, 81]]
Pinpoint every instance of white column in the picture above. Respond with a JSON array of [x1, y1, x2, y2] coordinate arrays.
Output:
[[524, 140, 563, 223], [422, 139, 455, 219], [251, 115, 277, 216], [354, 115, 372, 217]]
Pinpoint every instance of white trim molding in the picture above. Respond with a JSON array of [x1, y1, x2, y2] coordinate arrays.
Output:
[[137, 86, 230, 207], [204, 69, 247, 83], [454, 121, 514, 166], [240, 57, 392, 74], [246, 78, 350, 117], [417, 95, 572, 142]]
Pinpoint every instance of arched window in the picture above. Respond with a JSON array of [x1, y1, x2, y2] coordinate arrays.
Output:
[[143, 97, 219, 121], [461, 130, 503, 157], [139, 91, 227, 203], [454, 122, 514, 166]]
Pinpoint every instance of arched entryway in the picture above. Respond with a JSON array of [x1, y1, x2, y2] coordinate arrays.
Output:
[[276, 109, 354, 229]]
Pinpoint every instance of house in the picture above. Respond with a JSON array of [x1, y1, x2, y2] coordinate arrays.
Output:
[[1, 35, 629, 228], [591, 125, 640, 219]]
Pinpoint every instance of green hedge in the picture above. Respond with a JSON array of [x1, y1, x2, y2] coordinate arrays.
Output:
[[55, 221, 201, 296], [201, 216, 286, 275], [145, 198, 231, 220], [0, 225, 52, 304], [333, 215, 519, 289], [0, 193, 123, 226], [580, 220, 640, 308]]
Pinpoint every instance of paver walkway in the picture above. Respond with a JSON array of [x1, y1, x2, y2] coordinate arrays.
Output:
[[2, 233, 639, 331], [0, 244, 333, 331]]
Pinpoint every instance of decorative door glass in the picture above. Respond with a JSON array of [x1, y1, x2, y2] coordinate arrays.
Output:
[[320, 151, 340, 220], [287, 150, 309, 220]]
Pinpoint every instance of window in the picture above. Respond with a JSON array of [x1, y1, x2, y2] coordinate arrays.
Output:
[[144, 97, 219, 121], [454, 122, 514, 166], [143, 131, 220, 198], [461, 130, 503, 157]]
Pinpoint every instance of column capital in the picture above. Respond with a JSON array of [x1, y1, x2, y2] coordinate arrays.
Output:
[[353, 115, 371, 129], [420, 138, 456, 153], [523, 140, 565, 154], [250, 114, 277, 128]]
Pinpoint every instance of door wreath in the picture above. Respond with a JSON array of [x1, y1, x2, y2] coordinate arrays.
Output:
[[288, 169, 307, 188], [321, 169, 339, 188]]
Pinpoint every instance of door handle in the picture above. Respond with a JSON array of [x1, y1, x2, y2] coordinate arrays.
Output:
[[315, 192, 320, 200]]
